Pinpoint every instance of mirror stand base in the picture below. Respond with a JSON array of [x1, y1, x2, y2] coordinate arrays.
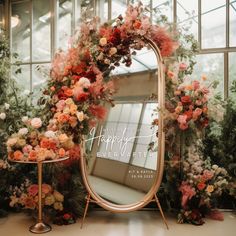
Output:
[[80, 193, 169, 230]]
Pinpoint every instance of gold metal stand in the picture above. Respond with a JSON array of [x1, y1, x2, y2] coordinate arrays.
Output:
[[81, 193, 169, 230], [29, 161, 51, 234], [9, 157, 68, 234]]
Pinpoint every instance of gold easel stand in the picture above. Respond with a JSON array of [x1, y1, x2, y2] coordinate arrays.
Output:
[[81, 193, 169, 230], [9, 157, 68, 234]]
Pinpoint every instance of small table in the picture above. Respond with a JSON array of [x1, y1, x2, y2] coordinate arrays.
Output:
[[9, 157, 69, 234]]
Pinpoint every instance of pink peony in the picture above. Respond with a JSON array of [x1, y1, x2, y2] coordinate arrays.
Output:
[[179, 181, 196, 208]]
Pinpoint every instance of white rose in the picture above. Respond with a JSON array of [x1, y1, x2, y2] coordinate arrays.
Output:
[[76, 111, 85, 122], [99, 37, 107, 46], [31, 117, 42, 129], [18, 128, 28, 135], [7, 138, 18, 147], [78, 77, 91, 89], [0, 113, 6, 120], [212, 164, 218, 170], [22, 116, 29, 123], [4, 103, 10, 110], [44, 130, 56, 138]]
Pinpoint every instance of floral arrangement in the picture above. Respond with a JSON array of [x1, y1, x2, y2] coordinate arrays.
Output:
[[7, 116, 74, 162], [173, 78, 210, 130], [9, 179, 64, 211], [177, 144, 230, 224], [40, 2, 178, 145]]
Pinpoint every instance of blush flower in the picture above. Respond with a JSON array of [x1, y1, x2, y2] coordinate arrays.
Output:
[[31, 118, 42, 129]]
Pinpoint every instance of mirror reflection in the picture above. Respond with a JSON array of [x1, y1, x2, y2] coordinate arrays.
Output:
[[86, 47, 159, 205]]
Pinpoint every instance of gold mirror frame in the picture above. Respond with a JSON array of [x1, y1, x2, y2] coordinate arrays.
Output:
[[80, 36, 165, 213]]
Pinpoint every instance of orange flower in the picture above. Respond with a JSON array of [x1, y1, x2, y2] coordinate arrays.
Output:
[[13, 150, 23, 160], [64, 88, 73, 97], [185, 85, 193, 90], [206, 185, 214, 193], [58, 113, 70, 123], [58, 148, 66, 157], [167, 71, 175, 78], [29, 150, 37, 161], [69, 104, 77, 115], [133, 20, 141, 29], [40, 138, 50, 149], [197, 182, 206, 191], [49, 140, 57, 150]]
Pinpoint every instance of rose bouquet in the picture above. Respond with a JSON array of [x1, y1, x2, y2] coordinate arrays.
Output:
[[178, 144, 230, 225], [9, 179, 64, 211], [7, 116, 74, 162]]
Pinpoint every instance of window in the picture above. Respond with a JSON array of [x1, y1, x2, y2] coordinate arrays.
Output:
[[3, 0, 235, 100]]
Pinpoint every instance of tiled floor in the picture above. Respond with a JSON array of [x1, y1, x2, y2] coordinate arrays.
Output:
[[0, 210, 235, 236]]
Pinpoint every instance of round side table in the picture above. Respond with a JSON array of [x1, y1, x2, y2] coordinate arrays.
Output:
[[9, 157, 69, 234]]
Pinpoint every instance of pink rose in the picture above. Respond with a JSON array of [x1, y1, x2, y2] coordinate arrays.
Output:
[[202, 87, 209, 94], [179, 62, 187, 71], [192, 80, 200, 90], [195, 100, 202, 106], [56, 100, 66, 111], [23, 145, 33, 153], [31, 118, 42, 129], [28, 184, 38, 197]]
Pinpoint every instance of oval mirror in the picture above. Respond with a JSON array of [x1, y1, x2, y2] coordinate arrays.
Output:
[[80, 38, 165, 212]]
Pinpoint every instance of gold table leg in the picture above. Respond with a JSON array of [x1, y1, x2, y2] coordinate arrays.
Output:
[[81, 194, 91, 229], [29, 162, 52, 234]]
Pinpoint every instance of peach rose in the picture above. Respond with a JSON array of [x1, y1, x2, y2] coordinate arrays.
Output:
[[31, 118, 42, 129], [28, 184, 38, 196], [167, 70, 175, 78], [99, 37, 107, 46], [28, 150, 37, 161], [192, 108, 202, 121], [42, 184, 52, 194], [58, 113, 70, 123], [64, 88, 73, 97], [69, 104, 78, 115], [69, 116, 78, 128], [58, 133, 69, 143], [109, 47, 117, 55]]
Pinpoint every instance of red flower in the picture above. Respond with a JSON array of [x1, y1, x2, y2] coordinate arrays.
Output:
[[63, 213, 72, 220], [197, 182, 206, 191], [183, 110, 193, 121], [76, 92, 89, 102], [57, 90, 67, 100], [181, 95, 192, 104], [133, 20, 142, 29], [89, 105, 107, 120]]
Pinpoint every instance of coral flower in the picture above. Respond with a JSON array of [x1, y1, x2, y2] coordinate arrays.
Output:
[[13, 150, 23, 160], [58, 114, 70, 123], [28, 184, 39, 197], [181, 95, 192, 104], [58, 148, 66, 157], [28, 150, 37, 161]]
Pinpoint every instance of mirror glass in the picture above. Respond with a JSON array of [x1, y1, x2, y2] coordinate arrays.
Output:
[[85, 46, 159, 205]]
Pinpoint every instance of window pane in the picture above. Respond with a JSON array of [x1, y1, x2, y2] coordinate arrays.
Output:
[[112, 0, 127, 19], [153, 0, 173, 23], [192, 53, 224, 97], [11, 2, 30, 62], [230, 0, 236, 46], [201, 0, 226, 48], [32, 63, 50, 95], [58, 0, 73, 50], [80, 0, 95, 21], [177, 0, 198, 38], [32, 0, 51, 61], [229, 52, 236, 97], [11, 65, 31, 93], [97, 0, 108, 22]]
